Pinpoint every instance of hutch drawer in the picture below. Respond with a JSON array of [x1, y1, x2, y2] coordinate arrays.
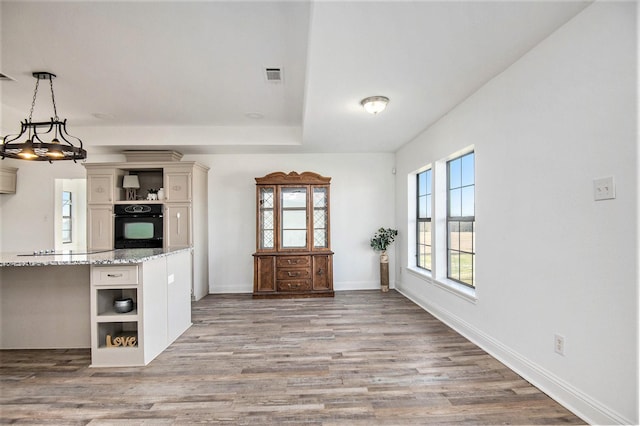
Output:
[[276, 256, 311, 267], [276, 268, 311, 280], [277, 280, 312, 292]]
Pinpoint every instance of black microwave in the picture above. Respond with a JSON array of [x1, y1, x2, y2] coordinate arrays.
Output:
[[114, 204, 163, 249]]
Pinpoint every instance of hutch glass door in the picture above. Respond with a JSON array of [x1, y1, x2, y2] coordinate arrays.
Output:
[[280, 187, 308, 249], [313, 187, 328, 248], [259, 187, 275, 250]]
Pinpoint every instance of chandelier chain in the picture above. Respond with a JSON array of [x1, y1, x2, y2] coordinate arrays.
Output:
[[49, 76, 59, 120], [27, 77, 40, 123]]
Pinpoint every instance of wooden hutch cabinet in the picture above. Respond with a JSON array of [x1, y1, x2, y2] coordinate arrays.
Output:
[[253, 171, 334, 298]]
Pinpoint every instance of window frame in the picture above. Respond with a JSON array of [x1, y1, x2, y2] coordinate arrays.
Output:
[[416, 168, 432, 271], [446, 152, 475, 287], [61, 190, 72, 244]]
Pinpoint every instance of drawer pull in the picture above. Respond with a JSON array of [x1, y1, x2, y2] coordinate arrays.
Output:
[[317, 268, 324, 276], [287, 271, 300, 277], [107, 273, 123, 278], [287, 283, 300, 289]]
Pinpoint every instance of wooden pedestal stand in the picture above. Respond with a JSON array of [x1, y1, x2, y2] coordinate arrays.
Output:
[[379, 251, 389, 292]]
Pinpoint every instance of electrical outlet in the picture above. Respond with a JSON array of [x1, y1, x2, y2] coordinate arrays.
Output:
[[554, 334, 565, 356], [593, 176, 615, 201]]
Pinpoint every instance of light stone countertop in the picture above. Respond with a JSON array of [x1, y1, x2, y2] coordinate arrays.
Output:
[[0, 247, 192, 267]]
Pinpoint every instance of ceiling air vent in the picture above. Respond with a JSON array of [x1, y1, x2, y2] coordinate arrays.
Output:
[[265, 67, 282, 82], [0, 73, 15, 81]]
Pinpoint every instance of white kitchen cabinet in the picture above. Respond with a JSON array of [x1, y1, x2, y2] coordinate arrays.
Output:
[[164, 203, 191, 249], [84, 159, 209, 300], [163, 168, 192, 202], [0, 166, 18, 194], [90, 250, 191, 367], [87, 173, 115, 204], [87, 205, 113, 250], [167, 250, 192, 342]]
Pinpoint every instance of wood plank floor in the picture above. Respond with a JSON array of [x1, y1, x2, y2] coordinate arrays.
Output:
[[1, 290, 585, 425]]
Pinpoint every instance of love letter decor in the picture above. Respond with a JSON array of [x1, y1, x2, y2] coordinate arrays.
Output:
[[106, 334, 137, 347]]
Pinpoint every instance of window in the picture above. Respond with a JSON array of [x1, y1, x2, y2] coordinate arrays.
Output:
[[447, 152, 475, 287], [416, 169, 432, 270], [62, 191, 72, 244]]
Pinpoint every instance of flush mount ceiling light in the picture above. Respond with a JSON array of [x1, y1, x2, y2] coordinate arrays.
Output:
[[360, 96, 389, 115], [1, 72, 86, 162]]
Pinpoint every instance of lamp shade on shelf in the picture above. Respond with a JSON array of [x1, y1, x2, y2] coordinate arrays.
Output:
[[122, 175, 140, 189], [123, 175, 140, 201]]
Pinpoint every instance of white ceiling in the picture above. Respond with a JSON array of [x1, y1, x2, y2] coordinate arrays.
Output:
[[1, 1, 591, 156]]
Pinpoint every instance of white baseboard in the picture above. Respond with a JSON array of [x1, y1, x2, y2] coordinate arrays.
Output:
[[396, 285, 634, 426], [334, 280, 386, 291], [209, 281, 392, 294], [209, 283, 252, 294]]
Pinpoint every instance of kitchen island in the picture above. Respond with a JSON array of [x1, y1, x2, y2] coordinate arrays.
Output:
[[0, 248, 192, 366]]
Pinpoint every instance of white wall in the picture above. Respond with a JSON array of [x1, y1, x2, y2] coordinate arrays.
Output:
[[0, 158, 87, 252], [394, 2, 637, 425], [0, 153, 396, 293], [182, 152, 396, 294]]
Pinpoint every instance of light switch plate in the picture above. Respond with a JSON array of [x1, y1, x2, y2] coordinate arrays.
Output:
[[593, 176, 615, 201]]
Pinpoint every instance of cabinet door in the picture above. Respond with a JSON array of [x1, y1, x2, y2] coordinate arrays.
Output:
[[280, 186, 309, 250], [254, 256, 276, 293], [141, 257, 169, 363], [164, 204, 191, 248], [0, 167, 17, 194], [167, 251, 192, 343], [88, 174, 114, 204], [257, 186, 276, 251], [312, 186, 329, 249], [88, 205, 113, 250], [312, 254, 332, 291], [164, 171, 192, 202]]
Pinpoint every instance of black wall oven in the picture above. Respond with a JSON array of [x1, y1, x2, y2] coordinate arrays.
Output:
[[114, 204, 163, 249]]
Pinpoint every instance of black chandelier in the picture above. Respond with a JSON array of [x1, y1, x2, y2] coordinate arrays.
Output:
[[1, 72, 87, 162]]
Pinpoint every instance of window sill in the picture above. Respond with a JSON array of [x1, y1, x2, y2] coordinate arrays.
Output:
[[405, 266, 477, 304]]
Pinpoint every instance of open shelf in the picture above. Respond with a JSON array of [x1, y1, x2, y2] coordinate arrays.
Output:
[[113, 200, 164, 205], [97, 322, 139, 349], [95, 309, 138, 322], [96, 288, 138, 317]]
